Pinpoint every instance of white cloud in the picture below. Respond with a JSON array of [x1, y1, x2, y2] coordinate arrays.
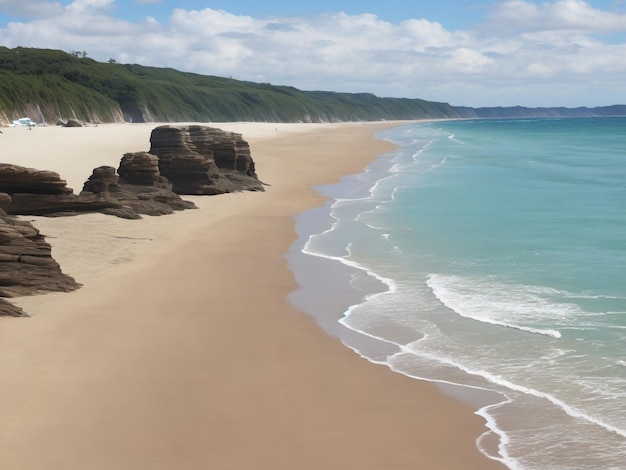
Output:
[[0, 0, 64, 19], [1, 1, 626, 107], [486, 0, 626, 34], [65, 0, 114, 13]]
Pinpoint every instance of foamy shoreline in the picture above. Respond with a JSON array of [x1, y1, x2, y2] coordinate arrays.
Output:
[[286, 127, 512, 464], [0, 122, 506, 469]]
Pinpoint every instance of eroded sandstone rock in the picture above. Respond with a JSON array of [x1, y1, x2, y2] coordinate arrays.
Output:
[[0, 203, 80, 304], [0, 160, 195, 219], [80, 153, 196, 219], [148, 125, 264, 195], [0, 125, 262, 315], [0, 298, 26, 317], [0, 163, 119, 216], [0, 164, 74, 196]]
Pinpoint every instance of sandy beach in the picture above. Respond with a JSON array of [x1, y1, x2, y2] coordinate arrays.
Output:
[[0, 122, 505, 469]]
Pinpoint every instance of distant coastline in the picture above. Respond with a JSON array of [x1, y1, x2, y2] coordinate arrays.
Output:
[[1, 47, 624, 126]]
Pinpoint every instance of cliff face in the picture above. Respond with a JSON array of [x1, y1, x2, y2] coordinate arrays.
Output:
[[5, 90, 624, 127], [1, 47, 625, 125], [1, 101, 124, 126]]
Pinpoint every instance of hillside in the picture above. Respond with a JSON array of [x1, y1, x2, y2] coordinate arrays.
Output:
[[0, 47, 470, 124], [0, 47, 624, 125], [459, 105, 626, 119]]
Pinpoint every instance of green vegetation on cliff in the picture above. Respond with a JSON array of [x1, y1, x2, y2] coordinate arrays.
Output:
[[1, 47, 624, 125], [0, 47, 469, 124]]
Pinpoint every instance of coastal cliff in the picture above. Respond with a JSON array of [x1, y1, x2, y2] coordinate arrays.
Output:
[[1, 47, 624, 125]]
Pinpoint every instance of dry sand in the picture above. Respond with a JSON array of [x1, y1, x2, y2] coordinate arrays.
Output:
[[0, 122, 506, 469]]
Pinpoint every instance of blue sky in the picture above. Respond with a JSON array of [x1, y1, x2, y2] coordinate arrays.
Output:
[[109, 1, 492, 29], [1, 0, 626, 107]]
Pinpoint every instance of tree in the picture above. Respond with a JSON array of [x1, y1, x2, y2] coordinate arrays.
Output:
[[69, 50, 88, 58]]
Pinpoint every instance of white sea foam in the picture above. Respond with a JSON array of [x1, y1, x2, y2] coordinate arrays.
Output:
[[389, 162, 402, 173], [421, 154, 450, 173], [342, 306, 626, 465], [335, 273, 626, 463], [302, 232, 397, 299], [469, 367, 626, 439], [424, 274, 593, 339], [395, 345, 626, 439], [335, 323, 519, 469], [302, 213, 340, 256], [447, 133, 465, 144], [389, 185, 400, 200], [410, 139, 433, 162], [475, 402, 522, 470]]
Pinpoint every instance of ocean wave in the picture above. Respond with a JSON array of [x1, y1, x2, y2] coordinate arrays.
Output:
[[341, 310, 626, 467], [425, 274, 590, 338], [302, 233, 397, 297], [473, 368, 626, 440], [410, 139, 434, 162], [330, 321, 522, 469], [394, 346, 626, 440], [563, 292, 626, 300], [447, 133, 465, 144]]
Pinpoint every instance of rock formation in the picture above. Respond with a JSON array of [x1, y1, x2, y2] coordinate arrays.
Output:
[[0, 163, 119, 216], [80, 152, 196, 219], [0, 160, 196, 219], [0, 298, 25, 317], [0, 125, 263, 314], [0, 164, 74, 196], [0, 199, 80, 315], [148, 125, 264, 195], [116, 152, 196, 214]]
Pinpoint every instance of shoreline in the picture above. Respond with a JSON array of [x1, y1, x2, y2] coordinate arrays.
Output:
[[0, 122, 506, 469], [286, 124, 511, 463]]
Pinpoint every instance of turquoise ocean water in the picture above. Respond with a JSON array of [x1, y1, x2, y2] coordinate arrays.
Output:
[[289, 117, 626, 469]]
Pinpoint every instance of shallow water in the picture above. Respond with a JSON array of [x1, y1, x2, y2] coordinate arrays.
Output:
[[289, 117, 626, 469]]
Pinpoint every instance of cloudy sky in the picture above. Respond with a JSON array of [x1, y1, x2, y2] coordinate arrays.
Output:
[[1, 0, 626, 107]]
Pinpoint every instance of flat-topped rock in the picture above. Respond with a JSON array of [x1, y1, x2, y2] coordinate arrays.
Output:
[[0, 163, 74, 195], [148, 125, 264, 195], [118, 151, 161, 186]]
